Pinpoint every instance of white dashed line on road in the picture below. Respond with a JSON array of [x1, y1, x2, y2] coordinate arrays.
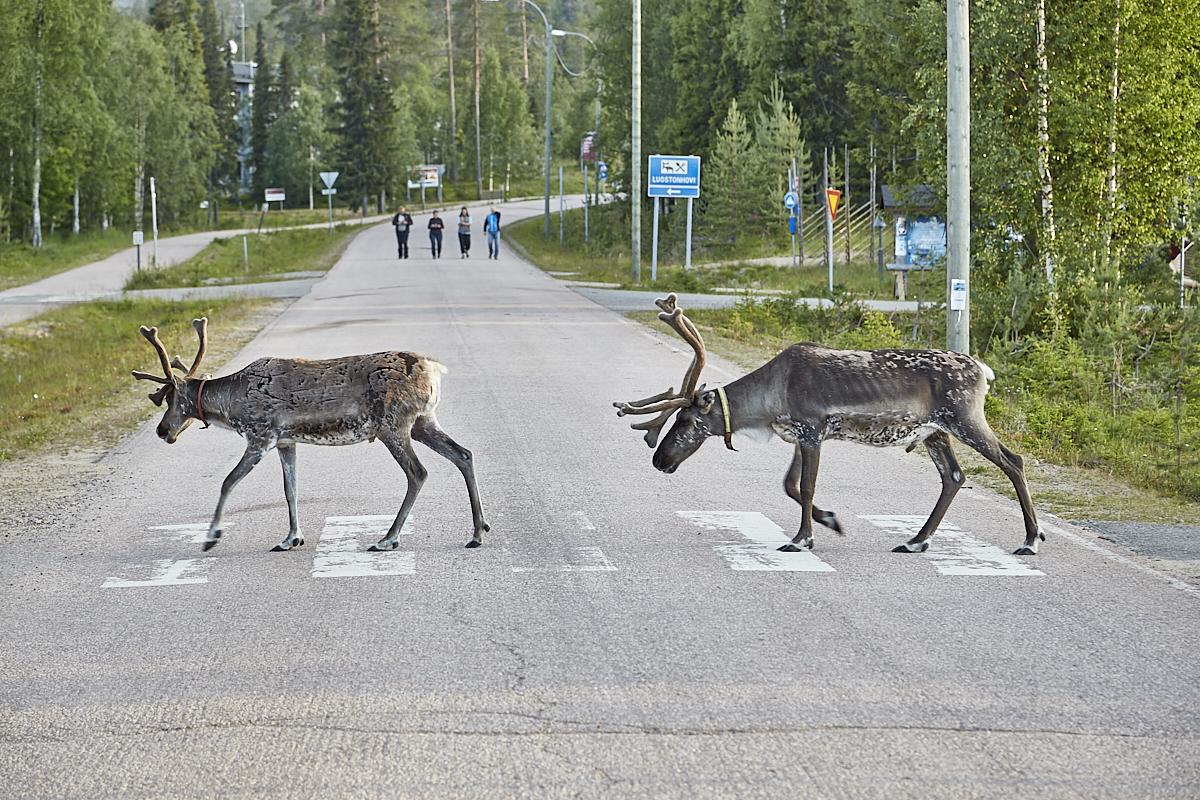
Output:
[[860, 515, 1045, 576], [678, 510, 836, 572]]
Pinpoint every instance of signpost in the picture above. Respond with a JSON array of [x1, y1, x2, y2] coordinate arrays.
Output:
[[784, 187, 799, 268], [319, 171, 339, 233], [648, 155, 702, 279], [265, 188, 285, 209], [406, 165, 445, 208], [133, 230, 143, 272]]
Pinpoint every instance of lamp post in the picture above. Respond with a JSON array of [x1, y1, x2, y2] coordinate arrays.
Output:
[[486, 0, 570, 240], [551, 30, 600, 213]]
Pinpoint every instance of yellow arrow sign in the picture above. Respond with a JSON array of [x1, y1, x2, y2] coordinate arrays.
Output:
[[826, 188, 842, 221]]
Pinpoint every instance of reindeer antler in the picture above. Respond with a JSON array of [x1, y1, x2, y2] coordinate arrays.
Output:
[[184, 318, 209, 378], [131, 325, 181, 406], [613, 293, 708, 447]]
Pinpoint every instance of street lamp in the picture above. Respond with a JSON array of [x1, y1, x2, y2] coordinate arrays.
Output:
[[485, 0, 559, 240]]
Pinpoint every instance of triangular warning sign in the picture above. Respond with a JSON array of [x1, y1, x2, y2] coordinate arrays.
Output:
[[826, 188, 842, 221]]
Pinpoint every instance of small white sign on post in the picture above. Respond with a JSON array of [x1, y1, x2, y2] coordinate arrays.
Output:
[[319, 171, 339, 189], [132, 231, 143, 246], [950, 279, 968, 310], [264, 188, 286, 203]]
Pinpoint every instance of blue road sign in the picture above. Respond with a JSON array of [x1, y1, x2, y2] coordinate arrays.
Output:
[[648, 155, 701, 199], [598, 161, 608, 182], [784, 191, 799, 210]]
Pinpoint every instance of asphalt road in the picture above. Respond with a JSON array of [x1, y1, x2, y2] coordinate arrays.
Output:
[[3, 201, 1199, 797]]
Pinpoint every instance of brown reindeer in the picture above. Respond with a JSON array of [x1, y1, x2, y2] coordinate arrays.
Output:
[[133, 318, 489, 552], [615, 295, 1043, 555]]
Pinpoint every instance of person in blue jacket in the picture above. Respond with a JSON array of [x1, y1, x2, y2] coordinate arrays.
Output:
[[484, 206, 501, 259]]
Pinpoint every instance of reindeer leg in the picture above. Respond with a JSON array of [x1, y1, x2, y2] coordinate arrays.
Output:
[[954, 424, 1045, 555], [894, 431, 964, 553], [412, 416, 490, 548], [780, 441, 823, 551], [369, 432, 428, 552], [203, 444, 267, 551], [271, 444, 305, 552]]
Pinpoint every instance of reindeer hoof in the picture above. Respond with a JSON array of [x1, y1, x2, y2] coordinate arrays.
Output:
[[271, 535, 304, 552], [1014, 544, 1039, 556], [202, 530, 222, 552], [778, 538, 813, 552], [893, 541, 929, 553], [465, 540, 483, 549], [368, 540, 398, 552], [814, 510, 843, 535]]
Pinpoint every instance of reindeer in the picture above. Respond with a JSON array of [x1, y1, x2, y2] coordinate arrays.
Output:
[[615, 295, 1043, 556], [133, 318, 489, 552]]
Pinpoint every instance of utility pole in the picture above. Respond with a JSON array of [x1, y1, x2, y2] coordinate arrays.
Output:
[[474, 0, 483, 200], [946, 0, 971, 353], [445, 0, 457, 182], [631, 0, 641, 281]]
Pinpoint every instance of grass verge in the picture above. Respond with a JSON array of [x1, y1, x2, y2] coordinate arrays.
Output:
[[0, 228, 139, 291], [125, 226, 356, 291], [507, 208, 900, 299], [633, 299, 1200, 526], [0, 297, 287, 460]]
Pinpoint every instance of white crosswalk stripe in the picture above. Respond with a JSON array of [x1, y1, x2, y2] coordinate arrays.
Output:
[[103, 524, 219, 587], [678, 510, 836, 572], [103, 557, 214, 587], [860, 515, 1045, 576], [312, 515, 415, 578]]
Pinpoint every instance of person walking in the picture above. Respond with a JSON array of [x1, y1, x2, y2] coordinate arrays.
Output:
[[457, 207, 472, 258], [484, 206, 502, 259], [428, 210, 444, 258], [391, 206, 413, 259]]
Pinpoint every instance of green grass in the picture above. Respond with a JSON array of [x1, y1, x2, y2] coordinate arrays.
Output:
[[0, 227, 140, 291], [0, 297, 278, 460], [124, 226, 357, 291], [507, 205, 901, 299]]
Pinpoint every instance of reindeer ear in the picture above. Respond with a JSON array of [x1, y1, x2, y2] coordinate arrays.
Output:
[[694, 386, 716, 414], [148, 385, 171, 407]]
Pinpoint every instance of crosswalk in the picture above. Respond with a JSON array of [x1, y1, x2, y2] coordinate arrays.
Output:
[[102, 511, 1045, 587]]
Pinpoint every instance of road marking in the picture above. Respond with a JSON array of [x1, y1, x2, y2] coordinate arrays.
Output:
[[860, 515, 1045, 576], [678, 510, 836, 572], [103, 558, 213, 588], [103, 524, 221, 587], [312, 515, 415, 578], [512, 546, 617, 573], [145, 522, 223, 544]]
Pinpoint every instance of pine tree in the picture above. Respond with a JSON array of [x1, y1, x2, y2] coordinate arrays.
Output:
[[704, 99, 765, 250], [249, 22, 277, 199], [330, 0, 401, 213], [198, 0, 236, 220]]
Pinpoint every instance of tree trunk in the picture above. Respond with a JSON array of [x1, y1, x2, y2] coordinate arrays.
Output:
[[1103, 0, 1121, 271], [1037, 0, 1056, 284], [31, 0, 44, 248], [445, 0, 457, 182], [520, 1, 529, 86], [474, 0, 482, 200]]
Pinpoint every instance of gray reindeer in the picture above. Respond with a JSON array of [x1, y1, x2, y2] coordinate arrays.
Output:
[[615, 295, 1043, 556], [133, 318, 489, 552]]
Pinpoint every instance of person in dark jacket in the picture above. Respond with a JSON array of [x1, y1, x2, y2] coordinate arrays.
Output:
[[428, 210, 444, 258], [391, 206, 414, 258], [457, 207, 472, 258]]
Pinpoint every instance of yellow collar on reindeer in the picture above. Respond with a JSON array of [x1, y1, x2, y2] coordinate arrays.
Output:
[[716, 386, 736, 451]]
